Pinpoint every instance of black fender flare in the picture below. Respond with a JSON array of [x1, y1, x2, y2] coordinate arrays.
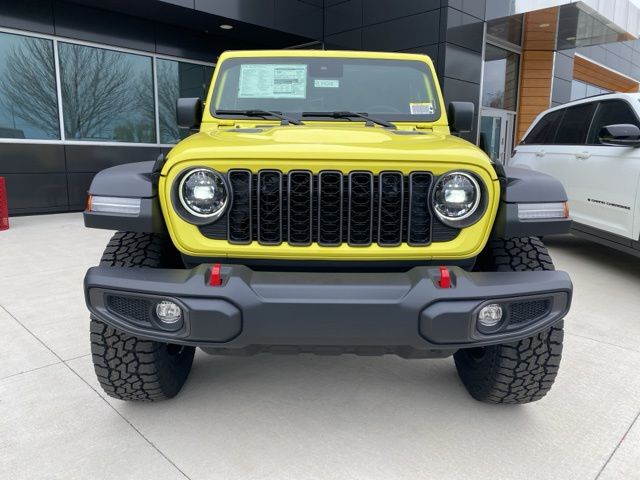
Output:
[[83, 160, 166, 233], [491, 166, 572, 238]]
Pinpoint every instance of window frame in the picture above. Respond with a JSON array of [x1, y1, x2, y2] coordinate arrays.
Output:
[[0, 25, 215, 147], [521, 108, 565, 145], [586, 99, 640, 146], [552, 101, 598, 146]]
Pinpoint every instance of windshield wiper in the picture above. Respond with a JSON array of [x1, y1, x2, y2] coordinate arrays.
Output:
[[215, 109, 304, 125], [301, 111, 397, 129]]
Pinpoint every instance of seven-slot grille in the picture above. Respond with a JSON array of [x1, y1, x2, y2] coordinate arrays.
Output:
[[205, 169, 457, 247]]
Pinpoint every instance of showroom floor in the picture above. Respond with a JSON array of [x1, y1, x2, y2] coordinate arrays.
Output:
[[1, 213, 639, 480]]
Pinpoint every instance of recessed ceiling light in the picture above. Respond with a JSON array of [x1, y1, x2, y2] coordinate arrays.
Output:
[[539, 23, 551, 28], [220, 24, 233, 30]]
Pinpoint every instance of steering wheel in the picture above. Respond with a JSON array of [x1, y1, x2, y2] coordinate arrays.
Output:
[[367, 105, 403, 114]]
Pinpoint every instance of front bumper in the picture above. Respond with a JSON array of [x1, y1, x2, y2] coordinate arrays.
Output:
[[84, 265, 572, 358]]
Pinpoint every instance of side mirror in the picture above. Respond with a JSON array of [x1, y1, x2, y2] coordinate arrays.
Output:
[[448, 101, 474, 133], [176, 97, 203, 129], [598, 124, 640, 147]]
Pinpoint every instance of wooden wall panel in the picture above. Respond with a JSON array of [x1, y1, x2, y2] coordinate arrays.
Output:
[[517, 50, 554, 140], [573, 55, 639, 93], [515, 7, 558, 141]]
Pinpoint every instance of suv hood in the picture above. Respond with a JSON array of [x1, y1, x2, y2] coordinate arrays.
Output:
[[167, 124, 489, 165]]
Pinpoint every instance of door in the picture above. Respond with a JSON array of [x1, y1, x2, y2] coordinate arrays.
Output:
[[541, 102, 598, 209], [511, 102, 596, 215], [480, 108, 516, 164], [573, 99, 640, 239]]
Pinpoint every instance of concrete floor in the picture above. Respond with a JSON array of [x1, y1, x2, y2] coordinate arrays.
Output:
[[1, 213, 639, 480]]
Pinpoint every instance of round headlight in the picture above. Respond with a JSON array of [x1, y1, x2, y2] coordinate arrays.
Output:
[[178, 168, 228, 220], [433, 171, 481, 225]]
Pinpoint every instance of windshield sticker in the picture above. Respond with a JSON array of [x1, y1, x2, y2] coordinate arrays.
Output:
[[410, 102, 435, 115], [314, 79, 340, 88], [238, 64, 307, 99]]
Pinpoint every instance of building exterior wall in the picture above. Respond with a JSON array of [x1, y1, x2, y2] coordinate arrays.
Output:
[[0, 0, 316, 214], [4, 0, 640, 214]]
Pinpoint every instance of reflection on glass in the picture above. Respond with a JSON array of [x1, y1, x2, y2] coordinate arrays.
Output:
[[58, 43, 155, 143], [480, 116, 502, 162], [486, 15, 523, 46], [0, 32, 60, 139], [157, 59, 214, 144], [482, 44, 520, 111], [570, 79, 610, 101]]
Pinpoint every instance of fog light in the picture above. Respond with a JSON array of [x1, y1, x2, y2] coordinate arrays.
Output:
[[478, 304, 503, 328], [155, 300, 182, 324]]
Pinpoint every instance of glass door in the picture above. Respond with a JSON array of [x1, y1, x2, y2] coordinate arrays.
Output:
[[480, 108, 515, 164]]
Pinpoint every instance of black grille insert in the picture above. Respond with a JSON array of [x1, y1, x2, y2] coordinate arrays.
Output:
[[288, 171, 313, 245], [202, 170, 459, 246], [318, 171, 343, 246], [348, 172, 374, 246], [257, 170, 283, 245], [509, 299, 552, 325], [378, 172, 403, 246], [106, 295, 152, 324], [408, 172, 432, 246], [228, 170, 252, 244]]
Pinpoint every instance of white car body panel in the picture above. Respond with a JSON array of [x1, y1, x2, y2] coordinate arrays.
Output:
[[511, 92, 640, 246]]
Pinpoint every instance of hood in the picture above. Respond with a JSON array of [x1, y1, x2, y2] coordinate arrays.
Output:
[[165, 123, 490, 168]]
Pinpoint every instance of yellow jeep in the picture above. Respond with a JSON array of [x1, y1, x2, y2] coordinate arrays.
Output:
[[84, 50, 572, 404]]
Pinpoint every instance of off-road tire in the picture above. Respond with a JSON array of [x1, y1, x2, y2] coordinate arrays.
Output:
[[90, 232, 195, 401], [454, 236, 564, 404]]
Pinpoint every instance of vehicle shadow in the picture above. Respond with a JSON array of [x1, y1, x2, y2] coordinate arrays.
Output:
[[544, 234, 640, 280]]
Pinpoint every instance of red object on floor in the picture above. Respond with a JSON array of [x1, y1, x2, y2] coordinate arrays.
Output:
[[209, 263, 222, 286], [0, 177, 8, 231], [438, 266, 451, 289]]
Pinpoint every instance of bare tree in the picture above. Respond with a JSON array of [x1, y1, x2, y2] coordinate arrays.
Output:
[[0, 37, 59, 138], [132, 59, 181, 144], [58, 44, 135, 140], [156, 60, 181, 143]]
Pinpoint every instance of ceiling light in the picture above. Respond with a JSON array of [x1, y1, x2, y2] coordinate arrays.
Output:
[[220, 24, 233, 30], [539, 23, 551, 28]]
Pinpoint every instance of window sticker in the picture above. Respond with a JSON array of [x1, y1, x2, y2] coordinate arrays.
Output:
[[238, 64, 307, 99], [410, 102, 435, 115], [314, 79, 340, 88]]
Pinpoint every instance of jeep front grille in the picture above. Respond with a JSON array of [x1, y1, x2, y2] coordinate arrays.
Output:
[[201, 169, 460, 246]]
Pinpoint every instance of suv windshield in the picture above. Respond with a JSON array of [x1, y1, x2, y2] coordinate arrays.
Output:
[[211, 56, 441, 123]]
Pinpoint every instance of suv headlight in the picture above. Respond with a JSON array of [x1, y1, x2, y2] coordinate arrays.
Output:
[[176, 168, 228, 222], [432, 171, 483, 227]]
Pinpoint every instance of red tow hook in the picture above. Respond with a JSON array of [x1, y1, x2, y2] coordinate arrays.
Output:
[[208, 263, 222, 286], [438, 266, 451, 289]]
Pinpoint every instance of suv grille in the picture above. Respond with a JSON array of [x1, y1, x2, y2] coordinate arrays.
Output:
[[201, 170, 460, 246]]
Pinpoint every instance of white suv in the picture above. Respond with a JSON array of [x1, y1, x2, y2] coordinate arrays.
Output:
[[511, 92, 640, 256]]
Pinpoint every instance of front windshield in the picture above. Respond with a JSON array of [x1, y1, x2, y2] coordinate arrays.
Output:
[[211, 56, 441, 122]]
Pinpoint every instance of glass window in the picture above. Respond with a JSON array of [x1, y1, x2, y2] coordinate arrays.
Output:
[[212, 57, 441, 123], [58, 43, 155, 143], [486, 15, 523, 46], [157, 59, 214, 144], [482, 44, 520, 111], [0, 32, 59, 139], [555, 103, 597, 144], [522, 109, 564, 145], [570, 79, 610, 101], [588, 100, 640, 144], [570, 80, 587, 101]]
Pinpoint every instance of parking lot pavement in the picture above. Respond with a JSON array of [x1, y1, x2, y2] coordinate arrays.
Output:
[[1, 213, 639, 480]]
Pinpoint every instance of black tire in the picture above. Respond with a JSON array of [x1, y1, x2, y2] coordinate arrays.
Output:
[[90, 232, 195, 401], [454, 236, 564, 404]]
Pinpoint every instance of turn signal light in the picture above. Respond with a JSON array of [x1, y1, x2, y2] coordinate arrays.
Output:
[[517, 202, 568, 220]]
